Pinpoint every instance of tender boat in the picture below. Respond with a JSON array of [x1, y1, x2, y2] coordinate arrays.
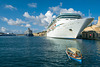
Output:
[[66, 48, 82, 63]]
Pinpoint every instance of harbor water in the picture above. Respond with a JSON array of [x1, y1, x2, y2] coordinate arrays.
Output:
[[0, 36, 100, 67]]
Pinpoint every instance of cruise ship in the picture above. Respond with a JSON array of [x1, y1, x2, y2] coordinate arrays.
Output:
[[47, 13, 94, 39]]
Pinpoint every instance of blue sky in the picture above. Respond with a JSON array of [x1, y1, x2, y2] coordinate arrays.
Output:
[[0, 0, 99, 34]]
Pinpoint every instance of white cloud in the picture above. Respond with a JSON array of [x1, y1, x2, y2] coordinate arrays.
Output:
[[25, 24, 31, 27], [0, 27, 24, 34], [28, 3, 37, 8], [23, 12, 35, 19], [0, 27, 7, 32], [3, 17, 8, 21], [23, 12, 31, 18], [5, 5, 17, 10], [2, 17, 27, 26], [49, 2, 63, 14], [49, 3, 84, 16], [23, 2, 84, 29], [43, 11, 53, 24], [1, 2, 85, 33], [61, 8, 84, 16], [23, 11, 55, 28], [49, 5, 61, 14], [2, 17, 32, 28]]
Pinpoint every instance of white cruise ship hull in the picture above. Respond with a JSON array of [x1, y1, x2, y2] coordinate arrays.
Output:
[[47, 18, 94, 39]]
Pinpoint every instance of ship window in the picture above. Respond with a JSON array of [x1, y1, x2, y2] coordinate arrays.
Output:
[[69, 29, 72, 31], [59, 15, 81, 19]]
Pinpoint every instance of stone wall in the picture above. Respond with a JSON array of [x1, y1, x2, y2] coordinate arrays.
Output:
[[82, 31, 98, 40]]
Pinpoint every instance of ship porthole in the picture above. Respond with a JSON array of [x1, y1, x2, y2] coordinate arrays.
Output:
[[69, 29, 72, 31]]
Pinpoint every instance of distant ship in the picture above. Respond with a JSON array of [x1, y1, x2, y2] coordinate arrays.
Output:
[[47, 13, 94, 39], [25, 28, 33, 36], [0, 33, 16, 36]]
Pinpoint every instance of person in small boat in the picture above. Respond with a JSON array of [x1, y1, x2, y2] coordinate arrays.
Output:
[[67, 49, 82, 58], [69, 52, 79, 58]]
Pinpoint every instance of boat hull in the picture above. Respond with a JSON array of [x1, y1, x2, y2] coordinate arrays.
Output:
[[47, 18, 94, 39], [68, 55, 82, 63]]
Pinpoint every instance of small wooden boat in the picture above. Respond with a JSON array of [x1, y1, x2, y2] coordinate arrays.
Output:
[[66, 48, 82, 63]]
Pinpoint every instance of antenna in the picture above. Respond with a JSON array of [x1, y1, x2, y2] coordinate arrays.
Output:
[[89, 9, 91, 17]]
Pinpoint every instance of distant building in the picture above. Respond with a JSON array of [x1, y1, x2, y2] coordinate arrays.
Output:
[[33, 31, 47, 36], [16, 34, 25, 36], [0, 32, 16, 36], [0, 32, 4, 34], [25, 28, 33, 36], [0, 32, 4, 36], [82, 16, 100, 40], [33, 33, 39, 36], [82, 31, 98, 39]]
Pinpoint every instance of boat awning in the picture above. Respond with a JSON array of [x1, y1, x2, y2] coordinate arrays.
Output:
[[68, 48, 80, 53]]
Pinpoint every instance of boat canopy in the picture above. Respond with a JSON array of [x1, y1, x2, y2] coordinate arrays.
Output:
[[68, 48, 80, 53]]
